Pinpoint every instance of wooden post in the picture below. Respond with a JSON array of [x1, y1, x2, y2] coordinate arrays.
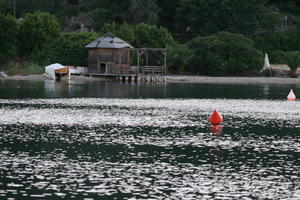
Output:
[[113, 50, 116, 64], [97, 49, 100, 73], [163, 50, 167, 75], [146, 50, 149, 66], [137, 49, 140, 75]]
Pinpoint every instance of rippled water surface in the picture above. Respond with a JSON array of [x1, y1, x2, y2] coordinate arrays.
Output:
[[0, 80, 299, 199]]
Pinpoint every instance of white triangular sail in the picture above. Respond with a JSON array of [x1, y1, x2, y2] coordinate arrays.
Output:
[[287, 89, 296, 101], [264, 53, 270, 69]]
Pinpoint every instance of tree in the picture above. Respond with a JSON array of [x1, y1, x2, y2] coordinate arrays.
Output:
[[268, 0, 300, 16], [157, 0, 181, 32], [100, 22, 173, 48], [0, 14, 18, 65], [167, 42, 192, 73], [0, 0, 10, 14], [187, 32, 263, 76], [101, 22, 135, 44], [175, 0, 267, 39], [282, 51, 300, 78], [18, 12, 60, 58], [260, 10, 282, 32], [11, 0, 60, 17], [252, 32, 300, 64], [42, 32, 98, 66], [134, 23, 173, 48], [89, 0, 130, 31], [127, 0, 160, 25], [89, 8, 110, 31]]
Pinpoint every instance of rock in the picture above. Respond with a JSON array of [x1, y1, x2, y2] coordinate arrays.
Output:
[[0, 71, 8, 78]]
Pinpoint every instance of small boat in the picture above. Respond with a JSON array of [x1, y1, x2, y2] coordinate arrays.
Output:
[[55, 67, 69, 80], [45, 63, 70, 80], [55, 67, 69, 75]]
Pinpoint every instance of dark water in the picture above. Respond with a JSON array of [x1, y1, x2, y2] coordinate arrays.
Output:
[[1, 79, 299, 99], [0, 80, 299, 199]]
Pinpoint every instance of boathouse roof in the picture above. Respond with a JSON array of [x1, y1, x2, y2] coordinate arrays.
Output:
[[85, 32, 133, 49]]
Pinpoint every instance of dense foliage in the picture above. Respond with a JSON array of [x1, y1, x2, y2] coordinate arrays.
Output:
[[0, 14, 17, 65], [44, 32, 98, 66], [187, 32, 262, 76], [175, 0, 266, 38], [1, 0, 300, 76], [282, 51, 300, 77], [18, 12, 60, 57], [101, 22, 174, 48]]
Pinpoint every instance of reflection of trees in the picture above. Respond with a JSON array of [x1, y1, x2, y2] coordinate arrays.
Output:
[[85, 81, 167, 98], [45, 80, 167, 98]]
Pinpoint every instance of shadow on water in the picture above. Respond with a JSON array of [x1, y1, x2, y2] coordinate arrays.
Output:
[[0, 79, 299, 99]]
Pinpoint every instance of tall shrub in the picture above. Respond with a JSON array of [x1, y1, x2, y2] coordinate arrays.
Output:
[[100, 22, 174, 48], [101, 22, 135, 44], [282, 51, 300, 78], [18, 12, 60, 58], [0, 14, 17, 65], [43, 32, 98, 66], [167, 42, 192, 73], [134, 23, 173, 47]]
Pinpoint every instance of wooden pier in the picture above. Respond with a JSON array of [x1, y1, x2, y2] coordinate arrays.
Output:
[[82, 68, 166, 83]]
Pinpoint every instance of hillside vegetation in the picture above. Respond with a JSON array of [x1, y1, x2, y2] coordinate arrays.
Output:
[[1, 0, 300, 77]]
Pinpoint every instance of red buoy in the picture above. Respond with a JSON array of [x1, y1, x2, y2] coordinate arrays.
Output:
[[287, 89, 296, 101], [209, 110, 223, 125]]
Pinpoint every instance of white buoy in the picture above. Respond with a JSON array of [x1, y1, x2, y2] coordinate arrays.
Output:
[[287, 89, 296, 101]]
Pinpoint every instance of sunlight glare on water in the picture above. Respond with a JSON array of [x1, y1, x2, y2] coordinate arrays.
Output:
[[0, 98, 299, 199]]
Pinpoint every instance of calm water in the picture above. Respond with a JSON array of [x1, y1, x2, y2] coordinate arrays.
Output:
[[0, 79, 299, 199]]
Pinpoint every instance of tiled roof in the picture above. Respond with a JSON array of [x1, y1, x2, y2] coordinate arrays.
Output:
[[85, 32, 133, 49]]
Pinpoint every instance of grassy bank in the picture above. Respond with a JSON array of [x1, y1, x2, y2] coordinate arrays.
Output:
[[2, 61, 44, 76]]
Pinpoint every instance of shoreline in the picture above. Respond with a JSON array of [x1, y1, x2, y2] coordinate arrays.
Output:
[[1, 74, 300, 84], [166, 75, 300, 84]]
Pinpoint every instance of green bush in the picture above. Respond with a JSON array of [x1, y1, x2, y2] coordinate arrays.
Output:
[[134, 23, 173, 48], [0, 14, 17, 65], [253, 32, 300, 52], [40, 32, 98, 66], [187, 32, 263, 76], [89, 8, 108, 31], [281, 51, 300, 78], [18, 12, 60, 58], [167, 42, 192, 73], [4, 61, 43, 75], [60, 5, 79, 17], [260, 10, 282, 32], [101, 22, 135, 44], [100, 22, 174, 48], [268, 50, 284, 64]]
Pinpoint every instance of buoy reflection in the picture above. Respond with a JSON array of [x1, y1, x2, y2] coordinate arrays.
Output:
[[209, 124, 224, 136]]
